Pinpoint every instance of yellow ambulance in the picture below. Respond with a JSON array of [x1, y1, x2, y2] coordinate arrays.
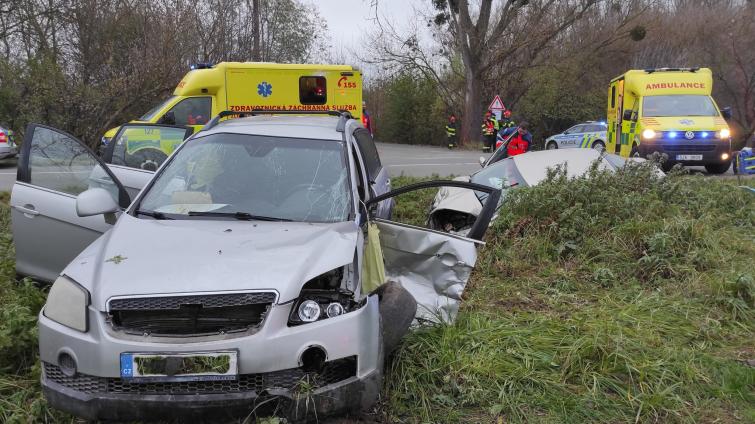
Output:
[[606, 67, 732, 173], [103, 62, 363, 162]]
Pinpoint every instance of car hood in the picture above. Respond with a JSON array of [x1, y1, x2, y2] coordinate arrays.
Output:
[[64, 214, 359, 310]]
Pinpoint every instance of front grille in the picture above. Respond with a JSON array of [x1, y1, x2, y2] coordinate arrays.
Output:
[[108, 292, 276, 336], [109, 292, 277, 310], [662, 144, 716, 152], [44, 357, 357, 395]]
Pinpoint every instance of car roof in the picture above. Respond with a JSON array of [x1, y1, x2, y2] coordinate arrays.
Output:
[[197, 115, 348, 141], [511, 149, 609, 185]]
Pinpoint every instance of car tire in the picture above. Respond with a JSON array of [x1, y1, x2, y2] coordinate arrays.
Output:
[[127, 148, 168, 171], [372, 281, 417, 355], [546, 141, 558, 150], [630, 144, 641, 158], [591, 140, 605, 151], [705, 162, 731, 175]]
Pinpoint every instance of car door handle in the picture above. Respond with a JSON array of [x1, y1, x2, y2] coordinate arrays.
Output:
[[14, 205, 40, 216]]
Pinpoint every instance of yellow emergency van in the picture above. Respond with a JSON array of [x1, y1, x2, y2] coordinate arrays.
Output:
[[103, 62, 363, 163], [606, 67, 732, 173]]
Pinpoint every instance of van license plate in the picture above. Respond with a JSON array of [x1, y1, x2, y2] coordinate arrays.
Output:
[[120, 351, 238, 382], [676, 154, 702, 161]]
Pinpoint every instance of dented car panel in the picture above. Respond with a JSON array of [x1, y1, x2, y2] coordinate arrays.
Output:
[[374, 219, 480, 322]]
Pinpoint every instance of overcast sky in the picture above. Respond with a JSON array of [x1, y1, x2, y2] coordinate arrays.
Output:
[[316, 0, 423, 65]]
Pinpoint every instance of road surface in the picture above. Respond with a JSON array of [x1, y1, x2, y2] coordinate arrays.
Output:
[[0, 143, 741, 192]]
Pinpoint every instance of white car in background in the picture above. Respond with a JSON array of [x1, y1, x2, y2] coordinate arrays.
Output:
[[545, 121, 607, 151], [428, 149, 652, 235]]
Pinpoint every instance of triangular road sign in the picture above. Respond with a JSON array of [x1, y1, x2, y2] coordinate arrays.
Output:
[[488, 95, 505, 111]]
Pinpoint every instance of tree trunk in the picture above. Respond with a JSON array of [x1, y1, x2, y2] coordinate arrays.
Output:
[[461, 67, 482, 146], [252, 0, 261, 61]]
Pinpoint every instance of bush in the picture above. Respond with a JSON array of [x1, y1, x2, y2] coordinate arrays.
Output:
[[385, 165, 755, 423]]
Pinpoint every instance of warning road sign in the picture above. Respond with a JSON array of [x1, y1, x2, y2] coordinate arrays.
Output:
[[488, 95, 505, 111]]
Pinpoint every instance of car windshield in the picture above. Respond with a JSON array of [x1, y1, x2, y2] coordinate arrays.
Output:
[[140, 96, 177, 121], [642, 95, 718, 117], [471, 157, 527, 202], [138, 133, 353, 222]]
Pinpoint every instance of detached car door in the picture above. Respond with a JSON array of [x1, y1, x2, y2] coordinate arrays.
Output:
[[365, 180, 500, 322], [101, 123, 193, 199], [12, 124, 131, 283]]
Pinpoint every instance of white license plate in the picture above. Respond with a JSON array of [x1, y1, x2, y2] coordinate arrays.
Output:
[[120, 351, 238, 382], [676, 154, 702, 161]]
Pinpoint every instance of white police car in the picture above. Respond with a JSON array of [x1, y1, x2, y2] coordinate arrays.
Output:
[[545, 121, 607, 150]]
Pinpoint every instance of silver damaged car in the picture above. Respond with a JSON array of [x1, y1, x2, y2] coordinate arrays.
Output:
[[11, 112, 499, 422]]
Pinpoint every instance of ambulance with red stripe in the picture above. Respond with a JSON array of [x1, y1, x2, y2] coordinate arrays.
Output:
[[606, 68, 732, 173]]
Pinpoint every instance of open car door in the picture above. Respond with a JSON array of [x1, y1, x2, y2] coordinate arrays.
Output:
[[101, 123, 193, 198], [12, 124, 131, 283], [364, 180, 500, 322]]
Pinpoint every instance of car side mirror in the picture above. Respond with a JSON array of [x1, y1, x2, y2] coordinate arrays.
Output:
[[721, 106, 732, 120], [479, 156, 486, 167], [158, 111, 176, 125], [76, 188, 119, 224]]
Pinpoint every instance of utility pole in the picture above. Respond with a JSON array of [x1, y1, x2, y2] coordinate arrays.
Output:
[[252, 0, 261, 61]]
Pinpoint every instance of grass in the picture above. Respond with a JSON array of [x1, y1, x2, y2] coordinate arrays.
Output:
[[385, 164, 755, 423], [0, 167, 753, 423]]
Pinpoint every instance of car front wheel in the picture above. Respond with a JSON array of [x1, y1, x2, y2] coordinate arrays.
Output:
[[546, 141, 558, 150]]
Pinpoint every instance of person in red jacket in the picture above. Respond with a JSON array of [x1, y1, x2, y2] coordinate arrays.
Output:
[[506, 121, 531, 157]]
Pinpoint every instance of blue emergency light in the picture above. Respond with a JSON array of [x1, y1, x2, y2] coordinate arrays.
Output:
[[190, 63, 213, 70], [668, 131, 678, 139], [701, 131, 709, 138]]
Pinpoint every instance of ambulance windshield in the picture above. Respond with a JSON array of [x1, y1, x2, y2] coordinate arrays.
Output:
[[140, 96, 177, 121], [643, 95, 718, 117]]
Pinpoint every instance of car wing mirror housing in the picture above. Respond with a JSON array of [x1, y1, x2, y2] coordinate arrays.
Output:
[[76, 188, 119, 224], [158, 111, 176, 125], [479, 156, 486, 167], [721, 106, 732, 120]]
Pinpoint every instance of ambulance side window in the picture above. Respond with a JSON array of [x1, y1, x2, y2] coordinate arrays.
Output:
[[611, 86, 616, 108], [300, 77, 327, 105], [164, 97, 211, 126]]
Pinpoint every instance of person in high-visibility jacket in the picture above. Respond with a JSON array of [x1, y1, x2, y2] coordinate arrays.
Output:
[[501, 109, 515, 129], [497, 122, 532, 156], [481, 111, 496, 152], [446, 114, 458, 149]]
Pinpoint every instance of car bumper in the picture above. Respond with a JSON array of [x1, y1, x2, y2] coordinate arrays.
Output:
[[42, 360, 381, 422], [639, 140, 731, 165], [39, 295, 382, 421], [0, 145, 18, 159]]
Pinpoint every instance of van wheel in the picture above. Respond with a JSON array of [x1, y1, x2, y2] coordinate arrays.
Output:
[[546, 141, 558, 150], [127, 149, 168, 171], [705, 162, 731, 175], [630, 144, 641, 158], [591, 140, 605, 151]]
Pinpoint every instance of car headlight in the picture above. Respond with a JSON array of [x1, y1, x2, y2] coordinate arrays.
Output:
[[642, 129, 656, 140], [44, 276, 89, 332], [718, 128, 730, 139], [288, 267, 360, 326]]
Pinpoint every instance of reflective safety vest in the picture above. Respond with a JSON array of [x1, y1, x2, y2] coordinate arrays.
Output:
[[491, 115, 500, 130], [446, 122, 457, 137], [482, 119, 495, 136]]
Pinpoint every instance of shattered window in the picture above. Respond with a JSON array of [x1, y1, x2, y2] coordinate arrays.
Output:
[[138, 133, 353, 222]]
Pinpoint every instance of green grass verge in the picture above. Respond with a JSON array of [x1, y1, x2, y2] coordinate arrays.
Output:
[[385, 166, 754, 423]]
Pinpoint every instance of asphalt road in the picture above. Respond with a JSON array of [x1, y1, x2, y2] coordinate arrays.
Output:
[[0, 143, 740, 192]]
